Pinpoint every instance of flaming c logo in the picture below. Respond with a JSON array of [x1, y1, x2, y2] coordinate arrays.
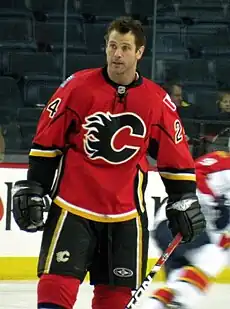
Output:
[[82, 112, 146, 165]]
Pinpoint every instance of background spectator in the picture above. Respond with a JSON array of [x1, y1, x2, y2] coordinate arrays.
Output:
[[162, 80, 184, 107], [162, 80, 197, 118], [200, 91, 230, 137], [217, 91, 230, 119], [162, 80, 199, 147]]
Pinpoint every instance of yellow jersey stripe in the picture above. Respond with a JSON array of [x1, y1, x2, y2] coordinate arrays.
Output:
[[54, 196, 138, 223], [29, 149, 62, 158], [159, 172, 196, 181], [137, 170, 145, 213]]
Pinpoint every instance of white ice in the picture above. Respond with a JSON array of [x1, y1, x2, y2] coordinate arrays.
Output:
[[0, 282, 229, 308]]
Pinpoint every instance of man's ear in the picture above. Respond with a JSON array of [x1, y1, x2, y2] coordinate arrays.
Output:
[[136, 46, 145, 60]]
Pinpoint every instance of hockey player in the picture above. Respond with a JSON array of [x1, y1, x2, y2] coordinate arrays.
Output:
[[142, 150, 230, 309], [12, 17, 205, 309]]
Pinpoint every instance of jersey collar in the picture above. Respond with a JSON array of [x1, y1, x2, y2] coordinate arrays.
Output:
[[102, 66, 143, 90]]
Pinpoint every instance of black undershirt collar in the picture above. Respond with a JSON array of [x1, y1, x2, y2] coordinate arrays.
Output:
[[101, 66, 143, 90]]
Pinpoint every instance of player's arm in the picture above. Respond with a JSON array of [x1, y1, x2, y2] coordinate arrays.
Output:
[[149, 92, 196, 198], [27, 87, 81, 194], [12, 76, 81, 232], [148, 92, 206, 242], [196, 154, 230, 231], [195, 154, 218, 197], [29, 77, 82, 192]]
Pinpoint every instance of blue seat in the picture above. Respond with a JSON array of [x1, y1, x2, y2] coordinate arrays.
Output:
[[164, 59, 216, 88], [2, 122, 22, 152], [25, 0, 81, 18], [0, 18, 35, 50], [194, 91, 219, 119], [130, 0, 154, 18], [0, 76, 23, 107], [201, 29, 230, 59], [174, 2, 228, 24], [3, 51, 61, 79], [215, 60, 230, 88], [0, 107, 17, 125], [81, 0, 128, 22], [0, 0, 31, 18], [138, 58, 165, 82], [138, 57, 152, 80], [17, 107, 42, 122], [57, 54, 105, 76], [34, 20, 87, 53], [19, 122, 37, 150], [0, 0, 27, 9], [24, 79, 60, 107], [84, 23, 107, 54], [143, 26, 187, 58], [148, 2, 181, 24]]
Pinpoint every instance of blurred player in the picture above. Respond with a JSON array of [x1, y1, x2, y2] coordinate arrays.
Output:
[[11, 17, 205, 309], [142, 148, 230, 309]]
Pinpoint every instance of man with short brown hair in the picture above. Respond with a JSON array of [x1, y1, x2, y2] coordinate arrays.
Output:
[[12, 17, 205, 309]]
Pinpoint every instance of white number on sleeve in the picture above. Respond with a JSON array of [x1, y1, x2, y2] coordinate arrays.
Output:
[[174, 119, 183, 144], [46, 98, 62, 118]]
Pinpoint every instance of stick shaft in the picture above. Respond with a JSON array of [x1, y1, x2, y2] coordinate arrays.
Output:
[[125, 233, 182, 309]]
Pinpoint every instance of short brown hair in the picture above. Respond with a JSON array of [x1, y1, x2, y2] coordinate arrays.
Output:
[[217, 91, 230, 102], [105, 16, 146, 50]]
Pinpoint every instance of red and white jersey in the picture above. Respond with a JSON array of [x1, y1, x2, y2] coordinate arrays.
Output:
[[154, 151, 230, 234], [195, 151, 230, 237], [195, 151, 230, 199], [28, 67, 195, 223]]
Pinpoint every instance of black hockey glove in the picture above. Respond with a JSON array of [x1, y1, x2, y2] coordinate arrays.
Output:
[[12, 180, 45, 232], [166, 194, 206, 243]]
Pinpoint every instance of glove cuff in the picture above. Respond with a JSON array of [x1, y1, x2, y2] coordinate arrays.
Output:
[[13, 180, 44, 197], [168, 192, 197, 204]]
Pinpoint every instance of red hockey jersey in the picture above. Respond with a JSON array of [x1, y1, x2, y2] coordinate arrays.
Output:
[[195, 151, 230, 197], [28, 67, 196, 222]]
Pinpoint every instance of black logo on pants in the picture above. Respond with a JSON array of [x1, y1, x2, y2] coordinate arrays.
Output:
[[113, 267, 134, 278]]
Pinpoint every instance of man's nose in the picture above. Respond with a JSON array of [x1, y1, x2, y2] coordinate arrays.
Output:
[[114, 48, 122, 57]]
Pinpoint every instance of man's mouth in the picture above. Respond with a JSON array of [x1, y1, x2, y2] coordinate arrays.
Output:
[[113, 62, 123, 65]]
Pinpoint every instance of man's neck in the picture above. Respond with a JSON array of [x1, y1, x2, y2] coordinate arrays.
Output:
[[107, 67, 137, 85]]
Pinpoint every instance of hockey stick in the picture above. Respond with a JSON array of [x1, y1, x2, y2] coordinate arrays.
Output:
[[211, 127, 230, 143], [125, 233, 183, 309]]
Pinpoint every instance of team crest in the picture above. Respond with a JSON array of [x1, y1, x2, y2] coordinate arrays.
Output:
[[82, 112, 146, 164]]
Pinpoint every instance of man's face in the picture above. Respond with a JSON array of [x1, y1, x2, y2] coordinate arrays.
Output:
[[106, 30, 144, 76], [171, 85, 183, 107]]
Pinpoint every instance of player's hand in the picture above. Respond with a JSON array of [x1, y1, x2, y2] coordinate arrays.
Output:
[[12, 180, 45, 232], [166, 194, 206, 243]]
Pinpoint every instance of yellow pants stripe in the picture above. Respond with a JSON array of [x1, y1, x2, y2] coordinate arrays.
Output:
[[44, 209, 67, 273]]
